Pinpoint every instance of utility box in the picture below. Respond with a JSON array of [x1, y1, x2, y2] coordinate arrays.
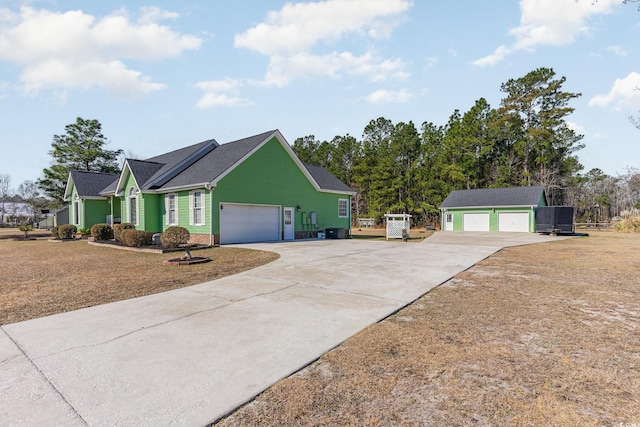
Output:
[[325, 227, 346, 239], [536, 206, 575, 234], [309, 212, 317, 225]]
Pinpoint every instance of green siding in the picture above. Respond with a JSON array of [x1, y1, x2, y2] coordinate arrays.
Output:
[[141, 193, 162, 232], [212, 137, 350, 234], [160, 190, 211, 234], [111, 197, 121, 222], [443, 207, 537, 232], [84, 199, 110, 228], [120, 171, 140, 225], [68, 183, 110, 229]]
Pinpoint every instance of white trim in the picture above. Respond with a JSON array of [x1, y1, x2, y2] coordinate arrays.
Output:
[[189, 190, 205, 226], [338, 198, 349, 218], [165, 193, 179, 226], [73, 199, 80, 226], [283, 206, 294, 240], [63, 172, 74, 201], [115, 161, 143, 196], [128, 187, 139, 225]]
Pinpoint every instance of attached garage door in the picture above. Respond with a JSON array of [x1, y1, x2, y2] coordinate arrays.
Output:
[[463, 213, 490, 231], [220, 203, 280, 244], [498, 212, 530, 232]]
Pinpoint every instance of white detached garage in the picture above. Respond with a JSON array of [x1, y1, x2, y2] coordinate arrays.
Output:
[[439, 186, 548, 233]]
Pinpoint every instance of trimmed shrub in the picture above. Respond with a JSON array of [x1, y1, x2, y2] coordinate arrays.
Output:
[[58, 224, 77, 240], [91, 223, 113, 241], [161, 226, 190, 248], [120, 229, 151, 247], [50, 226, 59, 238], [18, 224, 33, 238], [114, 222, 135, 242]]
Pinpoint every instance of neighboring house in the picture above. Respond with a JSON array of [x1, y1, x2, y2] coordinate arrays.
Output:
[[64, 130, 355, 244], [0, 202, 31, 225], [53, 205, 69, 227], [439, 186, 548, 233]]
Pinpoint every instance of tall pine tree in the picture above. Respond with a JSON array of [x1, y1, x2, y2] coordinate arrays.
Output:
[[38, 117, 123, 206]]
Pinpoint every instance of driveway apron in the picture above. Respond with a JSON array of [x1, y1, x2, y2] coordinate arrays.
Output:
[[1, 233, 565, 426]]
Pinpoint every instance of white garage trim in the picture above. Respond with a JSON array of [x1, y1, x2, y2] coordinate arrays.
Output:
[[498, 212, 530, 232], [219, 203, 281, 244], [463, 213, 490, 231]]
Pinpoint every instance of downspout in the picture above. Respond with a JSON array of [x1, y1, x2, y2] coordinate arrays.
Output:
[[206, 184, 214, 247], [349, 194, 352, 238]]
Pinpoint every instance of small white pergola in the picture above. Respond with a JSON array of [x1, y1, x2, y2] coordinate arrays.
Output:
[[384, 213, 412, 240]]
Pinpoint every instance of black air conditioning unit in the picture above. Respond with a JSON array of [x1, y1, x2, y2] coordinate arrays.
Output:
[[325, 228, 346, 239]]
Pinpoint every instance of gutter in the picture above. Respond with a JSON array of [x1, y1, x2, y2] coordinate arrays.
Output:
[[205, 184, 214, 246]]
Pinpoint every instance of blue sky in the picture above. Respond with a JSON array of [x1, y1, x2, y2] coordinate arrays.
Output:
[[1, 0, 639, 189]]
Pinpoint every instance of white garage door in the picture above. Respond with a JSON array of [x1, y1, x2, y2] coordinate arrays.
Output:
[[463, 213, 490, 231], [220, 203, 280, 244], [498, 212, 530, 232]]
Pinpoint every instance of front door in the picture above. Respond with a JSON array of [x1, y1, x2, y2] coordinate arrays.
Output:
[[284, 207, 294, 240]]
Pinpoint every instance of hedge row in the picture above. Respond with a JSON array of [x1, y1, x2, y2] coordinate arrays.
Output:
[[52, 223, 192, 247]]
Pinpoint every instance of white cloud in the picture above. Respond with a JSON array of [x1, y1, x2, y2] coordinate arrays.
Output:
[[263, 51, 408, 88], [588, 72, 640, 109], [473, 0, 620, 67], [194, 78, 253, 108], [234, 0, 411, 55], [365, 88, 413, 104], [233, 0, 411, 87], [607, 45, 628, 57], [566, 120, 585, 134], [0, 7, 201, 99], [473, 45, 512, 67]]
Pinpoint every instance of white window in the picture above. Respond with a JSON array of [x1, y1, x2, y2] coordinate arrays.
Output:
[[73, 199, 79, 225], [189, 191, 204, 226], [166, 193, 178, 225], [128, 187, 138, 225], [338, 198, 348, 218]]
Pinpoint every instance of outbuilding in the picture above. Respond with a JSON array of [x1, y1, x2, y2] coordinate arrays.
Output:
[[439, 186, 548, 233]]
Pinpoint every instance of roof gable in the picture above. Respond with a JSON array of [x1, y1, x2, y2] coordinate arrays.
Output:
[[65, 170, 119, 200], [440, 186, 547, 209], [158, 131, 275, 190]]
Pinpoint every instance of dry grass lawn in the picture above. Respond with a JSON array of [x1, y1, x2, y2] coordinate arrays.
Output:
[[0, 239, 279, 325], [215, 232, 640, 427]]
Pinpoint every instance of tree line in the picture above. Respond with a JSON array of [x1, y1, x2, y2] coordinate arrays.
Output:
[[293, 67, 593, 226], [1, 67, 639, 227]]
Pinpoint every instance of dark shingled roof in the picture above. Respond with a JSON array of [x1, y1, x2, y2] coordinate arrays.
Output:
[[78, 129, 350, 196], [126, 159, 164, 188], [70, 171, 119, 198], [304, 163, 354, 193], [440, 186, 547, 209], [142, 139, 217, 189], [158, 131, 275, 189]]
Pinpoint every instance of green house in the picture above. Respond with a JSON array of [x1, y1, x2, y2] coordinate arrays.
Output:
[[64, 171, 121, 230], [439, 186, 548, 233], [64, 130, 354, 244]]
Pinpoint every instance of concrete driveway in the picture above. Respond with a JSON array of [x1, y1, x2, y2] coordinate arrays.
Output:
[[1, 232, 567, 426]]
